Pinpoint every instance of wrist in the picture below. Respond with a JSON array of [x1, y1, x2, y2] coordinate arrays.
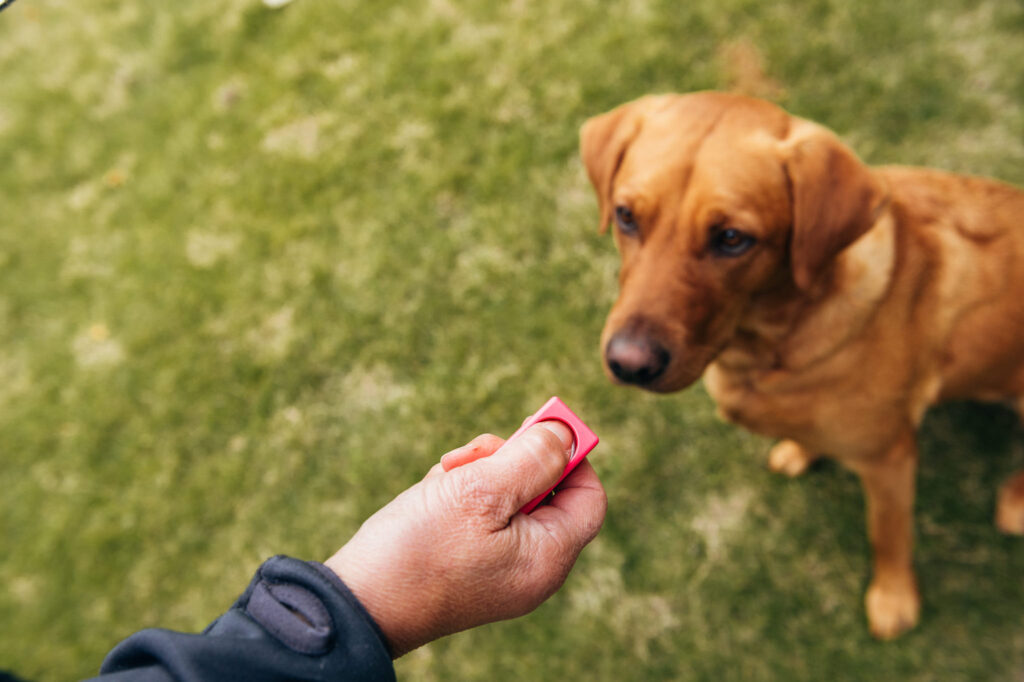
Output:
[[325, 548, 423, 657]]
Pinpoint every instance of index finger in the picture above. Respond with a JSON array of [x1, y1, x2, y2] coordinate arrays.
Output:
[[438, 433, 505, 472]]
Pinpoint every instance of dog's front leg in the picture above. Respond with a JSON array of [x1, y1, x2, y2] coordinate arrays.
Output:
[[849, 429, 921, 639]]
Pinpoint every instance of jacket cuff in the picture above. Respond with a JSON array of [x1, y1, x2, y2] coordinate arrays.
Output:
[[96, 556, 396, 682], [226, 555, 396, 680]]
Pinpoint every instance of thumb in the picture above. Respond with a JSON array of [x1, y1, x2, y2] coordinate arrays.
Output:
[[469, 421, 574, 518]]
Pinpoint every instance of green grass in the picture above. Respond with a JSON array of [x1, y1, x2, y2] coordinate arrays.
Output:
[[2, 0, 1023, 679]]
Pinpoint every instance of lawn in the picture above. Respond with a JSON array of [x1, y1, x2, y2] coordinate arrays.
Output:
[[1, 0, 1023, 680]]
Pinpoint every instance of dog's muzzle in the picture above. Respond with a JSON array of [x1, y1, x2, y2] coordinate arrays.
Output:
[[604, 330, 671, 386]]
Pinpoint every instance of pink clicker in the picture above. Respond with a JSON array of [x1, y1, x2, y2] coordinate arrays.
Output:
[[504, 397, 599, 514]]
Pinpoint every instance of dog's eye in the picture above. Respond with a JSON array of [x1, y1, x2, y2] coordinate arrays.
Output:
[[615, 205, 639, 235], [711, 228, 756, 257]]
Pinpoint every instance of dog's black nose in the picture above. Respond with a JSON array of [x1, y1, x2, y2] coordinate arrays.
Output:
[[605, 332, 670, 385]]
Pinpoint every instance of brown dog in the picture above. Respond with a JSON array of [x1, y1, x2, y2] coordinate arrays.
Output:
[[581, 91, 1024, 639]]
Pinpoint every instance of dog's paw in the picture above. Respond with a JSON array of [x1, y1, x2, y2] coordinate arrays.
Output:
[[865, 578, 920, 640], [996, 472, 1024, 535], [768, 440, 817, 477]]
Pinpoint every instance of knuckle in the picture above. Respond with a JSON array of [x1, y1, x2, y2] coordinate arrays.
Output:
[[447, 473, 507, 519], [590, 489, 609, 534], [470, 433, 501, 448], [535, 548, 574, 593], [507, 555, 562, 611], [475, 433, 503, 444]]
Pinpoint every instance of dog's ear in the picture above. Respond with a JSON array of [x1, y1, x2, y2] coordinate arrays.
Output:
[[785, 129, 889, 290], [580, 100, 648, 234]]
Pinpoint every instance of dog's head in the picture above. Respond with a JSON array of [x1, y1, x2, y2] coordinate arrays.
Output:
[[582, 92, 888, 393]]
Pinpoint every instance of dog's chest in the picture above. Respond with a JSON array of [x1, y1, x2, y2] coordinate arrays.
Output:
[[701, 357, 911, 457], [703, 364, 817, 438]]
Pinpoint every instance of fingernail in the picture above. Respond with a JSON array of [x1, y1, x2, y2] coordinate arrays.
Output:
[[536, 420, 574, 454]]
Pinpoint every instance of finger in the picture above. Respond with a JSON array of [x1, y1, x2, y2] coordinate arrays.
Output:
[[468, 421, 574, 517], [440, 433, 505, 472], [423, 462, 447, 479], [529, 459, 607, 551], [428, 433, 500, 479], [440, 433, 498, 459]]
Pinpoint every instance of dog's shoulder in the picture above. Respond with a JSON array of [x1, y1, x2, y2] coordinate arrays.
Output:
[[877, 165, 1023, 243]]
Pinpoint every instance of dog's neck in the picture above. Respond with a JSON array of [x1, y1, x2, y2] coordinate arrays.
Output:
[[716, 209, 898, 375]]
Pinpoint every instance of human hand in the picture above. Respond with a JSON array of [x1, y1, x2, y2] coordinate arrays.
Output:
[[324, 421, 607, 657]]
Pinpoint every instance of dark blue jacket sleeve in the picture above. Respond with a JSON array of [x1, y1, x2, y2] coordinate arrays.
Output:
[[87, 556, 396, 682]]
